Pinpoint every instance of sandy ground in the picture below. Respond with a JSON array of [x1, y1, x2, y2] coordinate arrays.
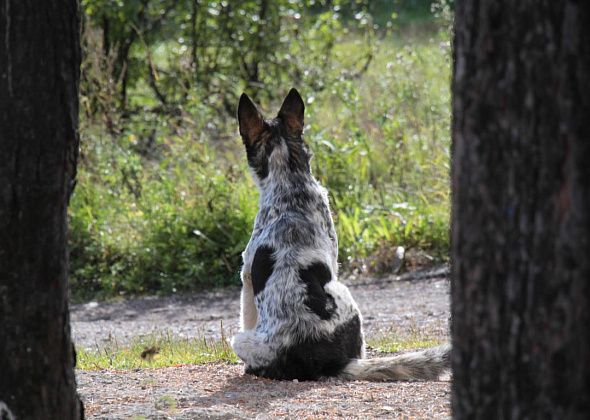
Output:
[[72, 267, 451, 419]]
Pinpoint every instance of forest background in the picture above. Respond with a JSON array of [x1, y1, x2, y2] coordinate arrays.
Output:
[[72, 0, 453, 301]]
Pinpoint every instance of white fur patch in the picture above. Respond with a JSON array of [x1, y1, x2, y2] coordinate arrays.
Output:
[[231, 330, 274, 368]]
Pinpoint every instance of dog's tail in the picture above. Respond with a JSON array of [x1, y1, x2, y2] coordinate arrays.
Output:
[[340, 344, 451, 381]]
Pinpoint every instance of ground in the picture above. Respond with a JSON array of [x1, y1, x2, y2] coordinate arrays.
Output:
[[72, 266, 451, 419]]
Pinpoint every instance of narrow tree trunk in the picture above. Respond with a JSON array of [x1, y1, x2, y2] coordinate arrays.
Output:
[[0, 1, 83, 418], [190, 0, 200, 75], [452, 1, 590, 419], [102, 16, 111, 56]]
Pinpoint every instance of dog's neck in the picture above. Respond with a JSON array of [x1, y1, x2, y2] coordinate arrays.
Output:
[[251, 170, 324, 234], [258, 170, 317, 206]]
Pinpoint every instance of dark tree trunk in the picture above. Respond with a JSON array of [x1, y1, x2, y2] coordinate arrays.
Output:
[[0, 1, 83, 418], [190, 0, 200, 75], [452, 1, 590, 419], [102, 16, 111, 56]]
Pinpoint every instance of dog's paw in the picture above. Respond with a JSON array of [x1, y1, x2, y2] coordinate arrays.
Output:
[[231, 331, 273, 368], [231, 331, 256, 360]]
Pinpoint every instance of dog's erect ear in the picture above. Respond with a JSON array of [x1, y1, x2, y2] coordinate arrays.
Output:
[[238, 93, 265, 145], [278, 88, 304, 135]]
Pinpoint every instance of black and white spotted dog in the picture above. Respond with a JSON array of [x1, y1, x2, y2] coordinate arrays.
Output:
[[231, 88, 450, 381]]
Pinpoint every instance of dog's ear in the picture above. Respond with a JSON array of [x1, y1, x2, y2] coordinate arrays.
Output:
[[238, 93, 265, 145], [278, 88, 304, 135]]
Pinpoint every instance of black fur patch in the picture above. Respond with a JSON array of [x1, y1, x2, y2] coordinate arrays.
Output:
[[246, 315, 363, 380], [251, 245, 276, 295], [245, 136, 274, 179], [299, 262, 335, 320]]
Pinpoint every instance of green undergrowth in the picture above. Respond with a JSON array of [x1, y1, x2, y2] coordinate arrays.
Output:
[[70, 15, 451, 300], [77, 331, 442, 371]]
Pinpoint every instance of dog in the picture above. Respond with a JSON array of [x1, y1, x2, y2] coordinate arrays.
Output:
[[230, 88, 450, 381]]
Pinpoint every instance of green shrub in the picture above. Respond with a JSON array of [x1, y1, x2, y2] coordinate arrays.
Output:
[[70, 127, 258, 299]]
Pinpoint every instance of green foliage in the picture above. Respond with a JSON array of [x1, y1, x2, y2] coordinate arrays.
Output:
[[70, 127, 258, 299], [80, 0, 376, 115], [308, 30, 452, 265], [71, 1, 452, 299]]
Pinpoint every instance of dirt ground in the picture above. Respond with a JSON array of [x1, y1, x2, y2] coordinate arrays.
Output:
[[72, 266, 451, 419]]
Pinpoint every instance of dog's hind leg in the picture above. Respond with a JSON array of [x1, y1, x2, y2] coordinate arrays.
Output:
[[231, 330, 275, 369], [239, 272, 258, 330]]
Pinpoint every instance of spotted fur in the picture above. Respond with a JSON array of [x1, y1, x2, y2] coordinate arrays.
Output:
[[231, 88, 450, 381]]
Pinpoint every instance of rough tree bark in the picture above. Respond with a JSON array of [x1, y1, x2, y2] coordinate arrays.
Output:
[[452, 1, 590, 419], [0, 1, 83, 418]]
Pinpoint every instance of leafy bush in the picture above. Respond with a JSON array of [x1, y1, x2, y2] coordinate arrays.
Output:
[[70, 128, 258, 299]]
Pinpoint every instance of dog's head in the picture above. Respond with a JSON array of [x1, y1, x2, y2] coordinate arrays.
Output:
[[237, 88, 311, 183]]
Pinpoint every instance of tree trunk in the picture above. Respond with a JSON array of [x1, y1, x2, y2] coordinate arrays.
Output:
[[452, 1, 590, 419], [0, 1, 83, 418]]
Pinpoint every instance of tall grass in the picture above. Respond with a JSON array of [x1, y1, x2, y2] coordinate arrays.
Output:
[[70, 23, 451, 300], [310, 31, 451, 268]]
